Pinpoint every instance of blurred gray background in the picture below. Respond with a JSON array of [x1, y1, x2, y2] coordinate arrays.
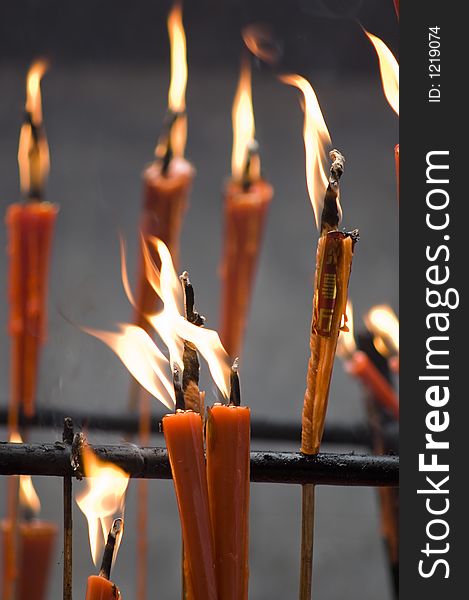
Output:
[[0, 0, 398, 598]]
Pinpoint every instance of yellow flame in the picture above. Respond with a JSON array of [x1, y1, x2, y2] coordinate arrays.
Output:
[[168, 4, 187, 157], [231, 60, 256, 182], [337, 300, 357, 359], [84, 236, 231, 403], [18, 60, 50, 196], [76, 445, 129, 567], [365, 304, 399, 357], [365, 30, 399, 116], [10, 432, 41, 515], [280, 74, 331, 229], [146, 238, 232, 399], [83, 323, 175, 410]]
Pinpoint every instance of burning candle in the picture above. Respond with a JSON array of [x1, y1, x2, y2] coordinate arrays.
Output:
[[163, 403, 217, 600], [134, 4, 195, 334], [206, 361, 250, 600], [220, 57, 273, 359], [85, 237, 235, 598], [85, 519, 124, 600], [1, 433, 57, 600], [364, 30, 399, 199], [281, 74, 358, 600], [337, 302, 399, 418], [6, 60, 58, 422], [281, 74, 357, 455], [76, 443, 130, 599]]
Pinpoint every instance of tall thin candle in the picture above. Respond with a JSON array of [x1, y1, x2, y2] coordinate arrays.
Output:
[[220, 58, 273, 359], [206, 361, 250, 600]]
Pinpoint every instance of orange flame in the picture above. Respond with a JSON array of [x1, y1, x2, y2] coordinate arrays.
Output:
[[145, 238, 232, 399], [280, 74, 331, 229], [18, 60, 50, 197], [365, 304, 399, 357], [76, 444, 129, 566], [231, 59, 258, 182], [337, 300, 357, 359], [168, 3, 187, 158], [364, 30, 399, 116], [10, 432, 41, 515], [242, 24, 281, 65]]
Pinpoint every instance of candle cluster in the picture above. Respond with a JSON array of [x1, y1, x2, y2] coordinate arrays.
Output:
[[2, 3, 399, 599]]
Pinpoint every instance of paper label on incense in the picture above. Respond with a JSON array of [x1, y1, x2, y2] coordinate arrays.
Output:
[[315, 233, 343, 336]]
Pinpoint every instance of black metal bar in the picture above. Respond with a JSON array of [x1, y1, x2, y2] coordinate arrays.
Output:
[[0, 405, 398, 447], [0, 442, 398, 487]]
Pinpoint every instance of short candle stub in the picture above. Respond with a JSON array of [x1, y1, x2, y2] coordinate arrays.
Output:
[[99, 518, 124, 581], [229, 358, 241, 407]]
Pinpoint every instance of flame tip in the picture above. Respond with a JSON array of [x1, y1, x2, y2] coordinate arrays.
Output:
[[365, 29, 399, 116]]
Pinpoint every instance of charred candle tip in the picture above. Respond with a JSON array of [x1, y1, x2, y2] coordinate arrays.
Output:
[[229, 358, 241, 406], [320, 149, 346, 235], [242, 139, 261, 191], [329, 149, 345, 184], [99, 518, 124, 580], [173, 365, 185, 411], [180, 270, 205, 326], [111, 517, 123, 536]]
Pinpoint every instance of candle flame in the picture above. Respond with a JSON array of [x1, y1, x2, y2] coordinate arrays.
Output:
[[168, 3, 187, 157], [18, 60, 50, 197], [10, 432, 41, 515], [364, 30, 399, 116], [76, 444, 129, 567], [337, 300, 357, 359], [145, 238, 232, 399], [231, 59, 258, 182], [280, 74, 331, 229], [83, 323, 176, 410], [83, 237, 231, 402], [242, 24, 282, 65], [365, 304, 399, 357]]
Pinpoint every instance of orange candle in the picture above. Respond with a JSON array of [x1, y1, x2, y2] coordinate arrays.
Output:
[[345, 350, 399, 418], [220, 179, 273, 358], [134, 5, 194, 333], [85, 575, 121, 600], [163, 410, 217, 600], [7, 61, 58, 421], [206, 403, 250, 600], [1, 520, 57, 600], [6, 202, 58, 419], [220, 58, 273, 359], [135, 158, 194, 331]]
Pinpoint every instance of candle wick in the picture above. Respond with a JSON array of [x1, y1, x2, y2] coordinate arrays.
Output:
[[22, 110, 46, 203], [179, 271, 205, 326], [241, 139, 260, 192], [99, 518, 123, 581], [229, 358, 241, 406], [320, 149, 345, 236], [172, 365, 186, 411], [156, 110, 185, 177]]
